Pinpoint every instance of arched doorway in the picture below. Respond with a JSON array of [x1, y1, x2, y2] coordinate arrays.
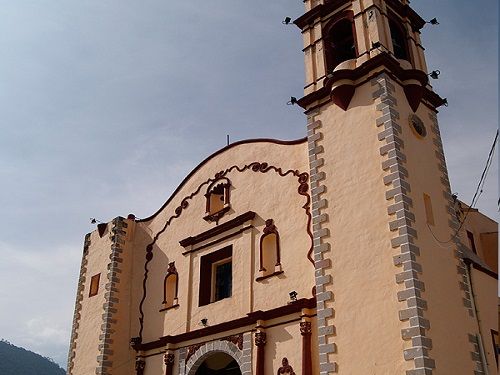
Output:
[[194, 352, 242, 375]]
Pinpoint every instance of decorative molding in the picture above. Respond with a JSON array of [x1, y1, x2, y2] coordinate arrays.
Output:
[[222, 334, 244, 350], [373, 74, 435, 374], [180, 211, 256, 248], [259, 218, 281, 272], [96, 217, 128, 375], [164, 352, 175, 375], [203, 206, 230, 224], [185, 343, 203, 364], [66, 233, 91, 374], [255, 331, 266, 375], [300, 321, 312, 335], [138, 138, 307, 223], [301, 322, 313, 375], [164, 352, 175, 365], [182, 333, 252, 375], [135, 358, 146, 375], [277, 357, 296, 375], [307, 115, 337, 375], [254, 332, 267, 347], [255, 270, 284, 282], [204, 177, 231, 223], [138, 161, 313, 339], [294, 0, 425, 32], [162, 261, 179, 306], [297, 53, 446, 113], [137, 298, 315, 351]]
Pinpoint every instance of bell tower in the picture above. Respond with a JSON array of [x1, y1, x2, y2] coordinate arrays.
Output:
[[295, 1, 490, 374]]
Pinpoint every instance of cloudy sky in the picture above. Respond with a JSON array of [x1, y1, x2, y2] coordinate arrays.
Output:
[[0, 0, 497, 368]]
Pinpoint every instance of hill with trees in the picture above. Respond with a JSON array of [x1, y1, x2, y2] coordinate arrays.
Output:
[[0, 340, 65, 375]]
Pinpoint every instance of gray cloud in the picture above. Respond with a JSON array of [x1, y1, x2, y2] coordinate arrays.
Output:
[[0, 0, 497, 368]]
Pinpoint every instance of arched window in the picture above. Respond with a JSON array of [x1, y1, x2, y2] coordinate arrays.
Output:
[[204, 178, 231, 223], [389, 18, 409, 61], [324, 13, 357, 72], [162, 262, 179, 309], [257, 219, 282, 280]]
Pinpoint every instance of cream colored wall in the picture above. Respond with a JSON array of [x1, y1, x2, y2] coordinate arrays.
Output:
[[143, 353, 164, 375], [395, 84, 477, 373], [313, 81, 410, 373], [460, 208, 498, 272], [471, 267, 499, 374], [260, 321, 303, 375], [71, 229, 112, 375], [135, 141, 314, 346], [301, 0, 428, 94], [109, 218, 136, 374]]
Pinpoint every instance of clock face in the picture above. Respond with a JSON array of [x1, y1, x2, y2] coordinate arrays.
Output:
[[409, 114, 426, 138]]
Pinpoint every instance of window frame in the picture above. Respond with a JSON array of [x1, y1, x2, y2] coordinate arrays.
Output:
[[204, 178, 231, 223], [199, 246, 233, 306], [89, 273, 100, 298], [387, 14, 411, 62], [323, 10, 358, 73], [211, 257, 232, 302], [161, 261, 179, 311]]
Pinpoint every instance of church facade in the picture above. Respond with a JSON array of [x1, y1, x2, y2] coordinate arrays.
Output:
[[67, 0, 498, 374]]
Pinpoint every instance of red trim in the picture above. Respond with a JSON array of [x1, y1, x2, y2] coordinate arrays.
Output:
[[297, 52, 446, 111], [180, 211, 256, 248], [259, 219, 281, 272], [323, 10, 358, 73], [162, 262, 179, 306], [135, 298, 316, 351], [294, 1, 425, 32], [138, 138, 306, 223], [300, 322, 313, 375]]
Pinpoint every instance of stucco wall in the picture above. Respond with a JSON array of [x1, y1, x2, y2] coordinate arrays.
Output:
[[471, 267, 498, 374], [71, 229, 112, 375], [395, 84, 478, 374], [134, 141, 313, 346], [312, 80, 410, 373]]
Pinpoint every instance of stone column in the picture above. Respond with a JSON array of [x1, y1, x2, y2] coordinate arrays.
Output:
[[254, 331, 266, 375], [300, 321, 312, 375]]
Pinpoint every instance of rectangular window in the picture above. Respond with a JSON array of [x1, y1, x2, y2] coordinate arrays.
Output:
[[423, 193, 435, 225], [213, 260, 232, 301], [199, 246, 232, 306], [467, 230, 477, 254], [89, 273, 100, 297]]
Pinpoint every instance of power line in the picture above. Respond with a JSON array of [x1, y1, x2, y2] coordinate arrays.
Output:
[[428, 129, 498, 245]]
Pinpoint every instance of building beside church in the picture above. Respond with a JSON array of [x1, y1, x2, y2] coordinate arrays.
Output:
[[67, 0, 498, 374]]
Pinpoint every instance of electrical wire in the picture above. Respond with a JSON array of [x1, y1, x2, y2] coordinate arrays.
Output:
[[427, 129, 498, 245]]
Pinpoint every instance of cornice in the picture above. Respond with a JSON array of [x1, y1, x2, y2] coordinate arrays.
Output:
[[294, 0, 425, 31], [297, 52, 446, 111], [179, 211, 256, 248], [134, 298, 316, 352], [137, 138, 306, 223]]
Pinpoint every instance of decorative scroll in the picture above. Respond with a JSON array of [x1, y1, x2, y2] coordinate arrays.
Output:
[[185, 343, 202, 363], [135, 358, 145, 375], [222, 334, 244, 350], [300, 321, 312, 335], [164, 352, 175, 365], [138, 161, 313, 338], [254, 332, 267, 347]]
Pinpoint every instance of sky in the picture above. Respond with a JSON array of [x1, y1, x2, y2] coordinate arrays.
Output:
[[0, 0, 497, 369]]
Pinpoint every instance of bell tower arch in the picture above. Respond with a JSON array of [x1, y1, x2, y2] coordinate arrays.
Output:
[[294, 1, 483, 374]]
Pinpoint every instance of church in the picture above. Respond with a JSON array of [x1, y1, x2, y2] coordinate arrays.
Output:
[[67, 0, 498, 374]]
